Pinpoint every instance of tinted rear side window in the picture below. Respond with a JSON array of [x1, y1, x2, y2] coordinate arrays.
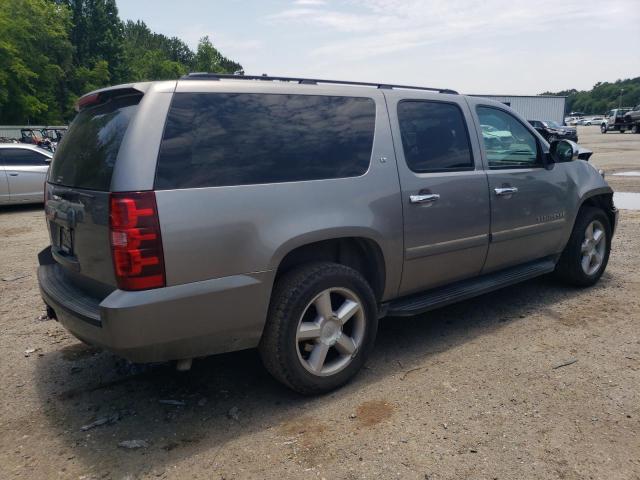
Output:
[[397, 101, 473, 172], [49, 94, 141, 190], [155, 93, 376, 189], [0, 148, 50, 166]]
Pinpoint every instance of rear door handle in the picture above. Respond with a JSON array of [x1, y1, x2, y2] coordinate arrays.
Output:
[[409, 193, 440, 204], [8, 173, 18, 176], [494, 187, 518, 196]]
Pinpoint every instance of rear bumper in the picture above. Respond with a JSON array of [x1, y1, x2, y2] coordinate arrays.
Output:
[[38, 248, 273, 362]]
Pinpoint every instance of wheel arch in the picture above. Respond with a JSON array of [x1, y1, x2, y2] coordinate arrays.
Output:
[[577, 190, 617, 234], [271, 232, 388, 302]]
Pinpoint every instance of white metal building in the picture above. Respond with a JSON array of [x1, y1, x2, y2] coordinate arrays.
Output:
[[471, 95, 567, 124]]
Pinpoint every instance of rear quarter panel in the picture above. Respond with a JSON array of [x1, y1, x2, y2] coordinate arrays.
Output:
[[154, 82, 404, 301]]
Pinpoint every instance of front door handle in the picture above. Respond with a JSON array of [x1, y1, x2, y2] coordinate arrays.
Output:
[[494, 187, 518, 196], [8, 172, 18, 176], [410, 193, 440, 204]]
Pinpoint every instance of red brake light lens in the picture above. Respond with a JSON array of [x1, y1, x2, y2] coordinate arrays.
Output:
[[109, 192, 165, 290], [75, 92, 101, 112]]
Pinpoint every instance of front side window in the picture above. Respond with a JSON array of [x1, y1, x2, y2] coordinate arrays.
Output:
[[0, 148, 50, 166], [477, 107, 540, 169], [397, 101, 473, 172], [155, 93, 376, 189]]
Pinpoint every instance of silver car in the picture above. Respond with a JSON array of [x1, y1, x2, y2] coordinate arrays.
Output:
[[0, 143, 52, 205], [38, 75, 618, 394]]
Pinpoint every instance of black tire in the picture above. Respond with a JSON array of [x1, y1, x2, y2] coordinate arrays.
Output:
[[259, 262, 378, 395], [632, 124, 640, 134], [555, 207, 611, 287]]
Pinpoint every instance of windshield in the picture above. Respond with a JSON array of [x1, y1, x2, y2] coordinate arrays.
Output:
[[49, 94, 141, 190], [545, 121, 561, 128]]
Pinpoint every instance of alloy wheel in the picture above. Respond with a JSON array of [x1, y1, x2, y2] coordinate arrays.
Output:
[[580, 220, 606, 276], [296, 287, 365, 377]]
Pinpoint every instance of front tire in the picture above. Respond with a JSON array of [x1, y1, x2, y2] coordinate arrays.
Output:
[[555, 207, 611, 287], [259, 262, 378, 394]]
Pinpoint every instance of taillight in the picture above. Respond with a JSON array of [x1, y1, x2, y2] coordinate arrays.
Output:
[[109, 192, 165, 290], [75, 92, 101, 112]]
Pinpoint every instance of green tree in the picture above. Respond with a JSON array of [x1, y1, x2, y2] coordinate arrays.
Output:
[[1, 0, 242, 123], [122, 20, 191, 81], [65, 0, 126, 81], [123, 20, 194, 67], [194, 36, 241, 73], [0, 0, 73, 123], [542, 77, 640, 114]]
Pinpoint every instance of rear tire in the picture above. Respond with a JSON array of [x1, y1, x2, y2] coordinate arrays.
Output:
[[259, 262, 378, 394], [632, 124, 640, 134], [555, 207, 611, 287]]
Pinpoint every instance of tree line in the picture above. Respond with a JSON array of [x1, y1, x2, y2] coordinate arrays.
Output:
[[542, 77, 640, 115], [0, 0, 242, 124]]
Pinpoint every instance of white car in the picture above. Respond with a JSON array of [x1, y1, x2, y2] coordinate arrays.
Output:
[[0, 143, 52, 205], [584, 117, 604, 126]]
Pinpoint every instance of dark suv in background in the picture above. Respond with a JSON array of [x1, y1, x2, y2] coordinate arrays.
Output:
[[528, 120, 578, 143]]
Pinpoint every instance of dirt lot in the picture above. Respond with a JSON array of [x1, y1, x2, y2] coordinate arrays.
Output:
[[1, 126, 639, 480]]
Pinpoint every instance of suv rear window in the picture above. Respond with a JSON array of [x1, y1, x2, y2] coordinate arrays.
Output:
[[49, 94, 141, 190], [155, 93, 376, 189]]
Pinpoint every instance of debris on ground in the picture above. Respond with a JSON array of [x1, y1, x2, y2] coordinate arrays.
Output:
[[552, 358, 578, 369], [158, 399, 186, 406], [2, 274, 29, 282], [400, 366, 426, 380], [80, 410, 133, 431], [227, 406, 240, 421], [24, 347, 41, 357], [80, 414, 120, 431], [118, 440, 148, 449]]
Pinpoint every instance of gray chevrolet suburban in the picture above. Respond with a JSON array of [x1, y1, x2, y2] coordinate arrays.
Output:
[[38, 74, 618, 394]]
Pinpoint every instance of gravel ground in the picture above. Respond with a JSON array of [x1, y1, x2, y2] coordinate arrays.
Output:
[[0, 126, 639, 480]]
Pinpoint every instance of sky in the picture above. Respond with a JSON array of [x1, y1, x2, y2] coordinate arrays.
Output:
[[116, 0, 640, 95]]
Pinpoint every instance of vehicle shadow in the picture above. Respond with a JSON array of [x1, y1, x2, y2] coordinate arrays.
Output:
[[32, 272, 611, 477]]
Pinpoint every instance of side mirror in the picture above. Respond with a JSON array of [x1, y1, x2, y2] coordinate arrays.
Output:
[[549, 139, 578, 163]]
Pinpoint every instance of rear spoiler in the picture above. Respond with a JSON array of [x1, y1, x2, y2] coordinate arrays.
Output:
[[75, 84, 149, 112]]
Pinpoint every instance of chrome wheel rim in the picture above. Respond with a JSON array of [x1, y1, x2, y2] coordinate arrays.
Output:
[[581, 220, 606, 276], [296, 287, 365, 377]]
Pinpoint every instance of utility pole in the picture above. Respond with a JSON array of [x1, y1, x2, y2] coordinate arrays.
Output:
[[619, 88, 624, 109]]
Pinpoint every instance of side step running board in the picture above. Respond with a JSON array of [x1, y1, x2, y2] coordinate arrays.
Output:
[[386, 258, 556, 317]]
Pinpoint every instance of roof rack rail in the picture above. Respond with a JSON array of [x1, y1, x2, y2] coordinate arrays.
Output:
[[180, 73, 458, 95]]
